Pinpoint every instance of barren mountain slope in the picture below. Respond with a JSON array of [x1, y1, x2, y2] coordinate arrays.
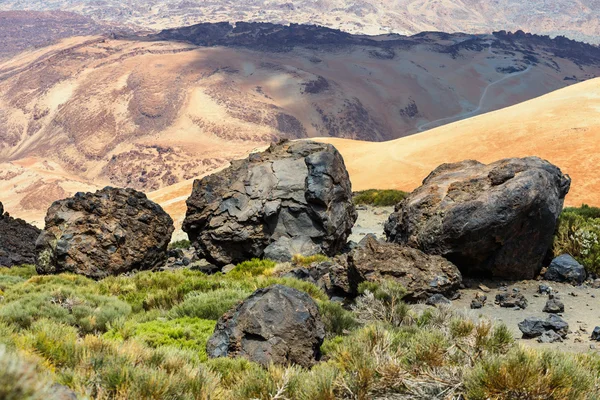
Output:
[[2, 25, 600, 225], [317, 77, 600, 208], [0, 10, 129, 60], [1, 0, 598, 44]]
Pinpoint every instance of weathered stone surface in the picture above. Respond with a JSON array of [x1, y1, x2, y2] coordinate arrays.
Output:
[[544, 254, 586, 285], [592, 327, 600, 341], [495, 292, 528, 309], [35, 187, 174, 279], [543, 298, 565, 314], [385, 157, 571, 279], [426, 294, 451, 306], [183, 140, 357, 265], [518, 314, 569, 339], [0, 201, 41, 267], [206, 284, 325, 368], [343, 235, 462, 301], [537, 330, 563, 343]]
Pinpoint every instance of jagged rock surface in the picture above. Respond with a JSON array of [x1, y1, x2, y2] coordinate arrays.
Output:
[[183, 140, 357, 265], [342, 236, 462, 301], [385, 157, 571, 279], [0, 201, 41, 267], [35, 187, 174, 279], [206, 284, 325, 368], [544, 254, 587, 285]]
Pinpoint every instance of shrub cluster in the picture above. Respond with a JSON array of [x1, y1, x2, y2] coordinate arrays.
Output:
[[0, 262, 599, 399], [352, 189, 409, 207], [554, 205, 600, 274]]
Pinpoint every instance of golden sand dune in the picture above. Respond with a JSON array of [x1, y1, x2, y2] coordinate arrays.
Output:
[[316, 77, 600, 207]]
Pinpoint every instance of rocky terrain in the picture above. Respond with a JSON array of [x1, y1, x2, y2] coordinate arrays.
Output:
[[2, 24, 600, 226], [1, 0, 598, 44], [0, 201, 41, 266], [0, 10, 130, 60]]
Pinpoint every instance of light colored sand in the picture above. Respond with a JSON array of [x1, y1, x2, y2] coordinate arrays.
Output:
[[316, 77, 600, 207]]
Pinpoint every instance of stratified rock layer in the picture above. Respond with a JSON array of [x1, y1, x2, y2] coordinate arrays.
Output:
[[206, 284, 325, 368], [183, 140, 357, 265], [35, 187, 174, 278], [385, 157, 571, 279], [0, 201, 41, 266]]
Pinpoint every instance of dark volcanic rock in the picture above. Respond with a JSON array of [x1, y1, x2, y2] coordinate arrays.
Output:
[[343, 235, 462, 301], [518, 314, 569, 339], [495, 292, 528, 309], [206, 284, 325, 368], [543, 298, 565, 314], [544, 254, 586, 285], [35, 187, 174, 279], [592, 327, 600, 341], [537, 330, 563, 344], [182, 140, 357, 265], [385, 157, 571, 279], [426, 294, 451, 306], [0, 201, 41, 267]]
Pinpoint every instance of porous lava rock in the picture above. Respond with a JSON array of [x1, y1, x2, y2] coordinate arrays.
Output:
[[182, 140, 357, 265], [343, 235, 462, 301], [385, 157, 571, 279], [35, 187, 174, 278], [0, 201, 41, 266], [206, 284, 325, 368]]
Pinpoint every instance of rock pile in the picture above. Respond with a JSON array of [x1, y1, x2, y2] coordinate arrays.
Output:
[[35, 187, 174, 279], [0, 201, 41, 267], [183, 140, 357, 265], [385, 157, 571, 279], [206, 285, 325, 368]]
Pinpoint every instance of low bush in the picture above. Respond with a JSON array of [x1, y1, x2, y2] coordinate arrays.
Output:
[[353, 189, 409, 207], [292, 254, 330, 266], [318, 301, 358, 336], [553, 209, 600, 274], [227, 258, 277, 278], [169, 289, 250, 320], [168, 240, 191, 250]]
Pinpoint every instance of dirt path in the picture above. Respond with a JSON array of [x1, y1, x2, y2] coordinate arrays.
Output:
[[417, 64, 532, 132]]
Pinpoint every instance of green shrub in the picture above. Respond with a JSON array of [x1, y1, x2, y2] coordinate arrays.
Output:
[[292, 254, 330, 266], [228, 258, 277, 278], [318, 301, 358, 336], [0, 346, 67, 400], [169, 289, 250, 320], [169, 240, 191, 250], [0, 287, 131, 333], [465, 347, 597, 400], [563, 204, 600, 219], [353, 189, 409, 207], [553, 211, 600, 274], [0, 265, 37, 279], [105, 318, 216, 361]]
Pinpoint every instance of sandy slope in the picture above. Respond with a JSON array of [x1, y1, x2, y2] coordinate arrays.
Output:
[[316, 78, 600, 207]]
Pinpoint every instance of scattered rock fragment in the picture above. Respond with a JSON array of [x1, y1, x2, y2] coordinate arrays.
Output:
[[206, 284, 325, 368], [495, 292, 528, 309], [538, 284, 552, 294], [537, 330, 563, 343], [592, 327, 600, 341], [544, 254, 586, 285], [471, 292, 487, 309], [426, 294, 452, 306], [543, 298, 565, 314], [518, 314, 569, 339]]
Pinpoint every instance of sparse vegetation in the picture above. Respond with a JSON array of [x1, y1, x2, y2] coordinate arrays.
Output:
[[353, 189, 409, 207], [0, 263, 599, 399], [292, 254, 330, 266], [169, 240, 191, 250], [554, 205, 600, 274]]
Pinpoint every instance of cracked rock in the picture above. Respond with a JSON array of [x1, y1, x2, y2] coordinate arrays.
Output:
[[206, 284, 325, 367], [183, 140, 357, 265]]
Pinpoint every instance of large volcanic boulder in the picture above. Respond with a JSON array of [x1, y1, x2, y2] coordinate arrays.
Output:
[[0, 202, 41, 266], [385, 157, 571, 279], [343, 235, 462, 301], [182, 140, 357, 265], [206, 284, 325, 368], [35, 187, 174, 279]]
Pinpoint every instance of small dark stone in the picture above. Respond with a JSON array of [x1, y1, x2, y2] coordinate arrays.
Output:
[[592, 327, 600, 341], [426, 294, 452, 306], [495, 292, 528, 309], [538, 284, 552, 294], [518, 314, 569, 339], [545, 254, 587, 285], [471, 299, 484, 309], [537, 330, 563, 343], [543, 298, 565, 314]]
